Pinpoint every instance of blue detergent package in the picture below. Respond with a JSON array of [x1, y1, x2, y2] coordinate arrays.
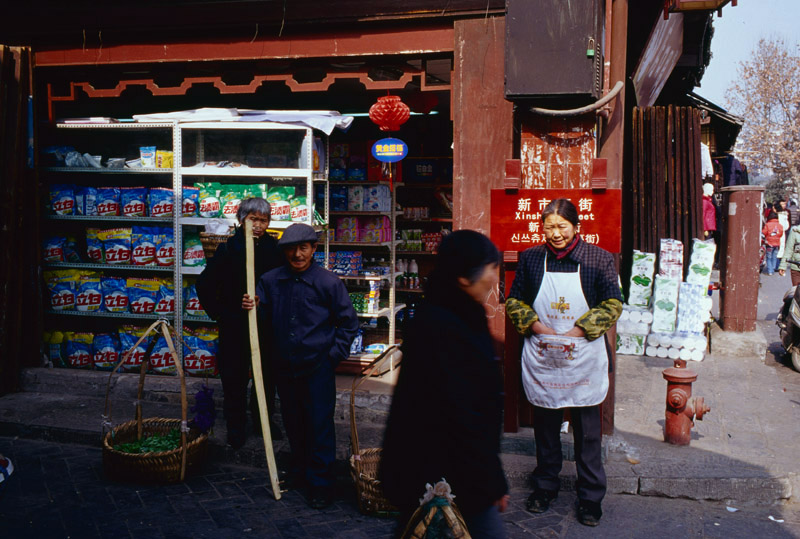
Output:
[[43, 236, 66, 262], [118, 328, 149, 372], [75, 186, 98, 216], [127, 278, 159, 315], [64, 332, 93, 369], [49, 184, 76, 215], [155, 227, 175, 267], [96, 187, 120, 216], [120, 187, 148, 217], [148, 188, 174, 218], [183, 334, 218, 377], [182, 187, 199, 217], [76, 273, 103, 312], [149, 335, 176, 375], [155, 280, 175, 315], [131, 226, 157, 266], [92, 333, 120, 371], [101, 276, 128, 313]]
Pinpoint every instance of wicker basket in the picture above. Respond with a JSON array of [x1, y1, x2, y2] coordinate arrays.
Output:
[[200, 232, 232, 260], [103, 417, 207, 483], [349, 346, 401, 515], [102, 320, 208, 484]]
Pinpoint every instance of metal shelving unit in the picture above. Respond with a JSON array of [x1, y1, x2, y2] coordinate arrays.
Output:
[[43, 120, 329, 362]]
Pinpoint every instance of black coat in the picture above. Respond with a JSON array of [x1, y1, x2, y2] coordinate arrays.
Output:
[[196, 227, 283, 357], [379, 286, 508, 516]]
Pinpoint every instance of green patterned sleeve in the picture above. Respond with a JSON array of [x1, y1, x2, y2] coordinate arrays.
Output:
[[505, 297, 538, 337], [575, 298, 623, 341]]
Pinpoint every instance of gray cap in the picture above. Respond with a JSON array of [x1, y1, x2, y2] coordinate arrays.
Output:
[[278, 223, 319, 247]]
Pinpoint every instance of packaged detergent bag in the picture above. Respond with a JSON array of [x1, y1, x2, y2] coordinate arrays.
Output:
[[120, 187, 148, 217], [267, 185, 295, 221], [76, 272, 103, 312], [97, 228, 132, 265], [64, 332, 93, 369], [182, 186, 199, 217], [127, 277, 160, 314], [43, 236, 66, 262], [183, 279, 206, 317], [197, 182, 222, 218], [118, 326, 150, 372], [184, 327, 218, 377], [75, 186, 98, 216], [131, 226, 157, 266], [290, 196, 310, 222], [220, 185, 246, 219], [149, 335, 177, 375], [155, 227, 175, 267], [45, 331, 67, 368], [96, 187, 121, 216], [148, 187, 174, 218], [49, 184, 76, 215], [92, 333, 120, 371], [63, 236, 82, 263], [86, 228, 105, 263], [183, 233, 206, 267], [102, 276, 129, 312], [155, 279, 175, 315], [45, 270, 79, 311]]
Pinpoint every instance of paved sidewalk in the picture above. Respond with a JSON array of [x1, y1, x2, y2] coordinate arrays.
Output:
[[2, 437, 799, 539]]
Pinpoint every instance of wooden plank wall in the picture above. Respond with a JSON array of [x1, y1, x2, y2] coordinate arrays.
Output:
[[0, 46, 39, 396], [630, 106, 703, 256]]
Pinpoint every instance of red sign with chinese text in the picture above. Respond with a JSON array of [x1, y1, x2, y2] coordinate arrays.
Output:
[[490, 189, 621, 253]]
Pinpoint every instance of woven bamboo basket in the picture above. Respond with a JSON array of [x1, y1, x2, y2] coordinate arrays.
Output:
[[349, 345, 401, 515], [102, 320, 208, 484], [200, 232, 232, 260]]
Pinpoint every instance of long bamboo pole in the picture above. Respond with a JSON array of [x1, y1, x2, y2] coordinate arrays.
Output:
[[244, 220, 282, 500]]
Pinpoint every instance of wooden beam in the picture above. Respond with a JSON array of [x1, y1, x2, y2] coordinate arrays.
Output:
[[35, 25, 455, 67]]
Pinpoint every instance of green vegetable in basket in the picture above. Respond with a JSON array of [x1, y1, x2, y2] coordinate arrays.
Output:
[[114, 428, 182, 454], [632, 275, 651, 287], [690, 264, 711, 276]]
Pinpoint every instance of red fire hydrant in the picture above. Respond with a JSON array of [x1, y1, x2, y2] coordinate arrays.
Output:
[[662, 359, 711, 445]]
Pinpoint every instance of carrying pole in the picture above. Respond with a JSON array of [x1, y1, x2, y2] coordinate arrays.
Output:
[[245, 220, 282, 500]]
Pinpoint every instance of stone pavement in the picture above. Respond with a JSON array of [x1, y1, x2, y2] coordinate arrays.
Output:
[[2, 436, 799, 539]]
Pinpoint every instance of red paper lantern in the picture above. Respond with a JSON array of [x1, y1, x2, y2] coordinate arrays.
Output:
[[369, 95, 410, 132]]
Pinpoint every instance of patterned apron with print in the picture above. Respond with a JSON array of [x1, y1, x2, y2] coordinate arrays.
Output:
[[521, 259, 609, 408]]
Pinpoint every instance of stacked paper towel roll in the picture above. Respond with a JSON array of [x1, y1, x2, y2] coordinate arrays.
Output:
[[645, 331, 706, 361]]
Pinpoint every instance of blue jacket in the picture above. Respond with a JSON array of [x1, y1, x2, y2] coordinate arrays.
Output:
[[256, 261, 358, 377]]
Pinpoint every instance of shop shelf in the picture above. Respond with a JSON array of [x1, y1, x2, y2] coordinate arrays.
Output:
[[45, 309, 170, 320], [179, 167, 309, 178], [330, 240, 398, 248], [45, 215, 172, 223], [337, 272, 402, 282], [43, 167, 173, 174], [395, 287, 424, 294], [56, 122, 175, 129], [181, 266, 205, 275], [396, 250, 437, 256], [356, 304, 405, 319], [179, 217, 325, 230], [329, 211, 401, 217], [183, 314, 215, 323], [398, 216, 453, 223], [45, 262, 173, 272]]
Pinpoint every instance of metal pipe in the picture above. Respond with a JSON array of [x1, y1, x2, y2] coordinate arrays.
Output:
[[528, 81, 623, 117]]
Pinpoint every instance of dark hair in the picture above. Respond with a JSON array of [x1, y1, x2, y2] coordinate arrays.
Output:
[[237, 197, 271, 223], [767, 211, 778, 221], [542, 198, 579, 227], [426, 230, 500, 294]]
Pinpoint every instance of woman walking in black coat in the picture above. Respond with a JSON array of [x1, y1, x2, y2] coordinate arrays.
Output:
[[380, 230, 509, 539], [196, 197, 283, 449]]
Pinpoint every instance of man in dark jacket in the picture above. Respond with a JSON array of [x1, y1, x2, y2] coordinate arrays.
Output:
[[196, 198, 283, 450], [245, 223, 358, 509]]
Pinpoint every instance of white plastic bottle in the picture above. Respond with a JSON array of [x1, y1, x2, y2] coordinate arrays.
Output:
[[408, 259, 419, 289]]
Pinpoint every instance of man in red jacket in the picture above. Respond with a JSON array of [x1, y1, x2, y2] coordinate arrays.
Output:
[[762, 211, 784, 275]]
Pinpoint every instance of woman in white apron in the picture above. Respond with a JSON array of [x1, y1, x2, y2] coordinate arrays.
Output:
[[505, 199, 622, 527]]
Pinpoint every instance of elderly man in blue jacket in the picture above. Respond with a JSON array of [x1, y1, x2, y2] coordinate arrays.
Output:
[[243, 223, 358, 509]]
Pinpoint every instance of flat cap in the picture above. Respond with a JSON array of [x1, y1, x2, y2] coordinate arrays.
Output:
[[278, 223, 319, 247]]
